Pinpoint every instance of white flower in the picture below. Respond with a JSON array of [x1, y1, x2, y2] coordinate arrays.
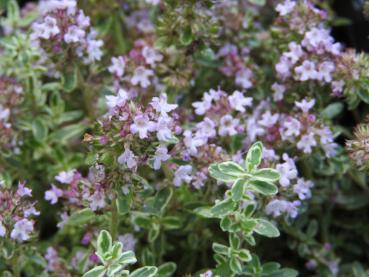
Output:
[[183, 130, 206, 156], [235, 68, 253, 89], [196, 117, 216, 139], [276, 154, 298, 187], [55, 170, 75, 184], [150, 94, 177, 116], [108, 56, 125, 77], [281, 117, 301, 139], [142, 46, 163, 66], [258, 111, 279, 128], [275, 0, 296, 16], [297, 133, 317, 153], [76, 10, 90, 28], [293, 178, 314, 200], [272, 83, 286, 102], [106, 89, 128, 112], [131, 66, 154, 88], [153, 146, 170, 170], [0, 105, 10, 121], [130, 114, 157, 139], [174, 165, 192, 187], [45, 185, 63, 205], [228, 90, 253, 112], [192, 93, 213, 115], [265, 199, 300, 218], [295, 60, 318, 81], [0, 222, 6, 237], [24, 206, 40, 218], [64, 25, 85, 43], [86, 38, 104, 62], [57, 212, 69, 229], [219, 115, 239, 137], [317, 61, 335, 83], [42, 16, 60, 39], [118, 233, 137, 251], [283, 42, 304, 65], [295, 98, 315, 113], [89, 190, 106, 211], [156, 116, 174, 142], [118, 147, 137, 169], [16, 183, 32, 197], [10, 219, 34, 242], [146, 0, 160, 4]]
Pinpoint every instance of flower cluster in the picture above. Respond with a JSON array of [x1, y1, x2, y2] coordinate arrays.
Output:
[[31, 0, 103, 65], [0, 182, 39, 242]]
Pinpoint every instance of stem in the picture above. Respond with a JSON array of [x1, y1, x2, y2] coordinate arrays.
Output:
[[110, 194, 118, 241], [11, 252, 20, 277]]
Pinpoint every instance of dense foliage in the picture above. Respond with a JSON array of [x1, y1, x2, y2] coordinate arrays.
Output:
[[0, 0, 369, 276]]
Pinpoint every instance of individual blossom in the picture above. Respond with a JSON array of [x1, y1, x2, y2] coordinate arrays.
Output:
[[218, 115, 239, 137], [64, 25, 85, 43], [150, 94, 178, 116], [228, 90, 253, 112], [108, 56, 126, 77], [142, 46, 163, 67], [118, 147, 138, 169], [276, 154, 298, 187], [295, 98, 315, 113], [10, 219, 34, 242], [130, 114, 157, 139], [118, 233, 137, 251], [235, 68, 253, 89], [293, 178, 314, 200], [45, 184, 64, 204], [55, 170, 76, 184], [153, 146, 171, 170], [265, 199, 301, 218], [174, 165, 193, 187], [297, 132, 317, 154], [275, 0, 296, 16], [130, 66, 154, 88], [295, 60, 318, 81]]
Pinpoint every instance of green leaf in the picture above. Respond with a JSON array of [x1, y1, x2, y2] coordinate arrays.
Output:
[[129, 266, 158, 277], [253, 169, 280, 182], [231, 179, 247, 202], [229, 257, 242, 274], [193, 206, 213, 218], [97, 230, 112, 257], [254, 219, 280, 238], [50, 123, 86, 144], [119, 251, 137, 265], [110, 242, 123, 260], [153, 187, 173, 213], [180, 26, 193, 46], [67, 208, 95, 226], [82, 266, 106, 277], [218, 161, 246, 177], [63, 65, 78, 92], [212, 243, 229, 255], [162, 216, 182, 229], [148, 225, 160, 242], [238, 249, 252, 262], [211, 198, 237, 217], [32, 118, 48, 142], [248, 180, 278, 196], [262, 262, 281, 273], [229, 234, 241, 249], [265, 268, 298, 277], [117, 192, 132, 215], [245, 142, 263, 172], [249, 0, 266, 6], [321, 102, 344, 119], [157, 262, 177, 277], [209, 164, 239, 183]]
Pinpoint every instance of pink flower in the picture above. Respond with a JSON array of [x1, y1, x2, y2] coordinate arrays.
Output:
[[295, 60, 318, 81], [219, 115, 239, 137], [17, 182, 32, 198], [153, 146, 171, 170], [131, 66, 154, 88], [275, 0, 296, 16], [228, 90, 253, 112], [11, 219, 34, 242], [130, 114, 157, 139], [108, 56, 125, 77], [295, 98, 315, 113], [150, 94, 177, 116], [174, 165, 192, 187], [45, 185, 63, 205], [142, 46, 163, 66], [235, 68, 253, 89]]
